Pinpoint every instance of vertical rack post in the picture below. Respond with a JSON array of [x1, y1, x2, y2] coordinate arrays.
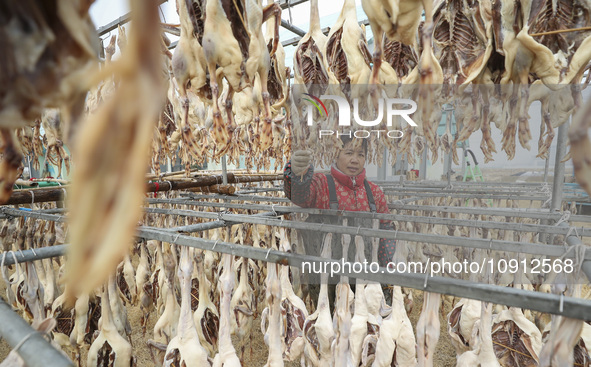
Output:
[[419, 144, 428, 180], [222, 155, 228, 185], [550, 121, 568, 211], [546, 119, 569, 244]]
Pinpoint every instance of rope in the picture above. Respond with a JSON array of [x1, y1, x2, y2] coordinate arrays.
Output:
[[423, 258, 431, 289], [554, 210, 571, 226], [530, 26, 591, 37], [491, 340, 537, 361], [1, 251, 20, 285]]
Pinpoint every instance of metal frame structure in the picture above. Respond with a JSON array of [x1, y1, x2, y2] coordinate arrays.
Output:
[[0, 298, 74, 367], [0, 172, 589, 363], [2, 219, 591, 323]]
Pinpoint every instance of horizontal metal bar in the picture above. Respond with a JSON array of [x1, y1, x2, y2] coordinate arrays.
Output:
[[2, 205, 585, 263], [281, 19, 306, 37], [143, 208, 591, 260], [0, 245, 68, 266], [0, 297, 75, 367], [389, 204, 563, 220], [154, 210, 284, 233], [146, 199, 591, 237], [278, 0, 310, 9], [180, 193, 290, 203], [374, 180, 549, 187], [570, 215, 591, 223], [136, 227, 591, 321], [385, 191, 582, 201], [0, 208, 67, 222], [237, 187, 283, 194], [96, 0, 166, 36]]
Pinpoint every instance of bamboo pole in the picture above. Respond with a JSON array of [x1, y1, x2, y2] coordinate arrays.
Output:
[[1, 174, 282, 205], [187, 185, 236, 195]]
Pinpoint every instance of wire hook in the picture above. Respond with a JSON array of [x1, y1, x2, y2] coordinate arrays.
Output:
[[423, 258, 431, 289]]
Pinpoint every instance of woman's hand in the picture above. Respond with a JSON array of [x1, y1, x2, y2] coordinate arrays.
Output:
[[291, 150, 312, 176]]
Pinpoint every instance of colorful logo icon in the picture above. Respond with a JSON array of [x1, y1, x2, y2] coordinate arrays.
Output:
[[303, 93, 328, 116]]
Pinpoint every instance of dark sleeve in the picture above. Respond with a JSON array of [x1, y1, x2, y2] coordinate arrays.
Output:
[[378, 221, 396, 267], [371, 183, 396, 266], [283, 160, 315, 206]]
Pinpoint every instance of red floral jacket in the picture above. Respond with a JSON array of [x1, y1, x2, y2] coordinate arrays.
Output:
[[284, 161, 396, 266]]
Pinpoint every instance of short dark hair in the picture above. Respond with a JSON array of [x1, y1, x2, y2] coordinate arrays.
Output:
[[340, 135, 368, 154]]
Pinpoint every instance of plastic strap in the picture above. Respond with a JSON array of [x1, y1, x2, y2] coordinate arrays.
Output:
[[364, 179, 377, 213], [325, 174, 339, 210]]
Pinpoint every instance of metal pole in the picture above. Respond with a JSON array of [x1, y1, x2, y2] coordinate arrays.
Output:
[[146, 197, 564, 220], [547, 120, 569, 244], [0, 298, 75, 367], [543, 156, 550, 183], [460, 142, 466, 177], [378, 147, 387, 180], [551, 121, 568, 211], [444, 152, 452, 186], [221, 155, 228, 185], [0, 244, 68, 266], [419, 144, 428, 180]]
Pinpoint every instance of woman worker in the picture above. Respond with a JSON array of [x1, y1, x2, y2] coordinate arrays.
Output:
[[283, 136, 396, 305]]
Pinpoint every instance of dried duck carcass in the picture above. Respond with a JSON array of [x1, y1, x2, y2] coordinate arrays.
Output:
[[87, 283, 134, 367], [372, 286, 417, 366], [65, 0, 165, 298], [244, 0, 282, 152], [202, 0, 250, 156], [416, 292, 442, 367], [212, 253, 242, 367], [194, 250, 220, 358], [293, 0, 333, 97], [230, 256, 256, 361], [170, 0, 210, 168], [326, 0, 373, 100], [303, 233, 335, 366], [492, 307, 543, 367], [278, 228, 308, 363], [163, 247, 211, 367]]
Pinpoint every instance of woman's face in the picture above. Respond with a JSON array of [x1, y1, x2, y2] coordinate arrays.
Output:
[[336, 143, 366, 177]]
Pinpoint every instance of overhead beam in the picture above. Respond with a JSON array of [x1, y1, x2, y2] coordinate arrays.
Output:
[[96, 0, 167, 37], [281, 19, 306, 37]]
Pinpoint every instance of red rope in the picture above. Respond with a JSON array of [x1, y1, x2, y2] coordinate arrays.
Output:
[[154, 182, 160, 198]]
